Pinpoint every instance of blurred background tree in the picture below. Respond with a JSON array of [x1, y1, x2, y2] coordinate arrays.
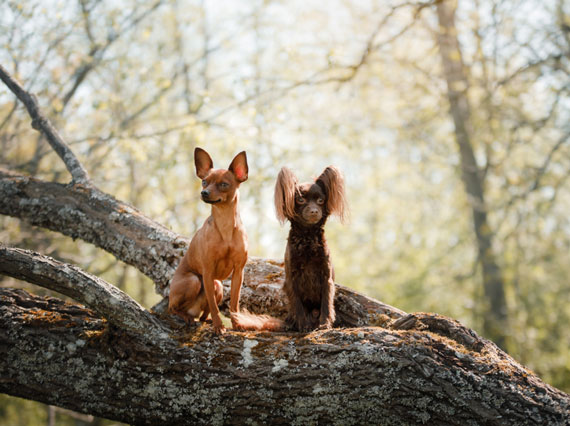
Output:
[[1, 0, 568, 422]]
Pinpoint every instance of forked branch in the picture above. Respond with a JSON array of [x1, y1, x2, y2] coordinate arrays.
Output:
[[0, 246, 167, 337]]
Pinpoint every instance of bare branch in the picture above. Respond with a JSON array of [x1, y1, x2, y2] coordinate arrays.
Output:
[[194, 1, 433, 124], [0, 65, 90, 184], [60, 0, 164, 111], [497, 54, 564, 87], [496, 130, 570, 213]]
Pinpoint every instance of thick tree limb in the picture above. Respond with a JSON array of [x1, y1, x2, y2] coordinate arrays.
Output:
[[0, 246, 167, 337], [1, 288, 568, 425], [0, 168, 186, 293], [0, 65, 90, 184]]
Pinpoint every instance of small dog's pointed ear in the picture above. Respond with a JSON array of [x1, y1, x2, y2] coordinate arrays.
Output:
[[195, 147, 214, 179], [229, 151, 248, 182], [316, 166, 348, 223], [274, 167, 298, 224]]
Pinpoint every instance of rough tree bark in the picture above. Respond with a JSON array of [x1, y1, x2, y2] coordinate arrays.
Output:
[[0, 51, 569, 425], [435, 0, 509, 348], [0, 167, 187, 293], [2, 275, 569, 425]]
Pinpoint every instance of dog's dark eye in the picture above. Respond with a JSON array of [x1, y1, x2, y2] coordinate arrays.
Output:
[[317, 198, 324, 205], [219, 182, 229, 190], [296, 195, 306, 204], [202, 180, 207, 187]]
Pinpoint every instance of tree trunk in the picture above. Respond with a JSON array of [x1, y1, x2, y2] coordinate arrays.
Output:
[[435, 0, 508, 348], [2, 287, 568, 425]]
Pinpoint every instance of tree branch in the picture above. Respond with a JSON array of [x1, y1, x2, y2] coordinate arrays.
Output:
[[212, 257, 406, 326], [0, 168, 186, 293], [497, 54, 564, 87], [0, 65, 90, 184], [0, 246, 167, 337], [60, 0, 164, 112], [495, 130, 570, 212], [1, 288, 568, 425]]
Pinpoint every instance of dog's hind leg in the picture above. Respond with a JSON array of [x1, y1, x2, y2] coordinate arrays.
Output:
[[169, 272, 203, 323]]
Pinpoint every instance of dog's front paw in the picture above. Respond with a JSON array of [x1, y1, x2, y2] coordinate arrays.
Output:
[[318, 314, 333, 330], [296, 320, 312, 333], [213, 324, 226, 335], [212, 318, 226, 335]]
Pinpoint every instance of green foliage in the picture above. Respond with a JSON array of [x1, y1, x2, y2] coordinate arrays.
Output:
[[0, 395, 46, 426], [0, 394, 125, 425]]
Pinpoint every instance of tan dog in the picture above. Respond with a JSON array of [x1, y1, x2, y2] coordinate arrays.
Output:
[[169, 147, 248, 334]]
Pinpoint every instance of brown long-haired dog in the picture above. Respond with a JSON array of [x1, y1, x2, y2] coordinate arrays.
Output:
[[169, 147, 249, 334], [275, 166, 348, 331]]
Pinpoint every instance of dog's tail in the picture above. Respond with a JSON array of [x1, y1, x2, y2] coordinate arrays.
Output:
[[230, 310, 287, 332]]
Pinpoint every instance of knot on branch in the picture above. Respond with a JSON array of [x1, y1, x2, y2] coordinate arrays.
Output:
[[391, 313, 428, 331], [31, 115, 48, 131]]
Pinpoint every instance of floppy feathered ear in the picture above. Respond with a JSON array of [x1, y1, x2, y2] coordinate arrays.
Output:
[[228, 151, 248, 182], [274, 167, 298, 224], [316, 166, 348, 223], [195, 147, 213, 179]]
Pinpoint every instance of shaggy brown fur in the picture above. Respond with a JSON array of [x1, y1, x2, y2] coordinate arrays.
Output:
[[274, 166, 347, 331]]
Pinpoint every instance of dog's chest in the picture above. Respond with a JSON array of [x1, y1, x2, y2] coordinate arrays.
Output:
[[288, 232, 331, 301], [211, 242, 244, 279]]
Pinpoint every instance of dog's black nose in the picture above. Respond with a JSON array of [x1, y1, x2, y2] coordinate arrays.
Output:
[[201, 190, 210, 198]]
